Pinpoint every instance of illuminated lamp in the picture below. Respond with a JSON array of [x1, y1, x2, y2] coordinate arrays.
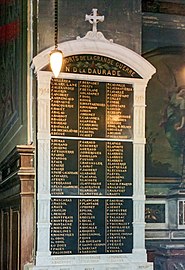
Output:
[[50, 0, 63, 78]]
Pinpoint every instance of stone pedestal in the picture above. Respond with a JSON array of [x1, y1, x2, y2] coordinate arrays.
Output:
[[154, 244, 185, 270], [168, 187, 185, 229], [25, 258, 153, 270]]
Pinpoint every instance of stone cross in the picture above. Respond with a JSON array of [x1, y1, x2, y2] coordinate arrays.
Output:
[[85, 9, 104, 33]]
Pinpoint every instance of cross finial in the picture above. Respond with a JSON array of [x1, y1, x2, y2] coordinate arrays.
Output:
[[85, 9, 104, 33]]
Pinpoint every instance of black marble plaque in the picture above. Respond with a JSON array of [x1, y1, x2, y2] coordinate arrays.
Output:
[[50, 79, 78, 136], [106, 82, 133, 139], [50, 77, 134, 256], [50, 78, 133, 139], [50, 139, 78, 196], [106, 199, 133, 253], [50, 198, 78, 255], [106, 141, 133, 196], [50, 198, 133, 255], [50, 139, 132, 196]]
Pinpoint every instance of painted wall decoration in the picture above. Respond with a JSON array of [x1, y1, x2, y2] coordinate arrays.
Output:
[[145, 47, 185, 178], [0, 0, 20, 138], [145, 203, 165, 223]]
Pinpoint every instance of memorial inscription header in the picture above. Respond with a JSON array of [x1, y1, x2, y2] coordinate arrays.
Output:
[[43, 54, 142, 78]]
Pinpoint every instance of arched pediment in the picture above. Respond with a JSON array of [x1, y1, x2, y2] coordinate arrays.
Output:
[[32, 33, 155, 80]]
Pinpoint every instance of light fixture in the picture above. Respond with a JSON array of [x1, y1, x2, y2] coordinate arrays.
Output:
[[50, 0, 63, 78]]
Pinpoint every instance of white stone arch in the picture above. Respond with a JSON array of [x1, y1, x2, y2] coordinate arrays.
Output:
[[32, 35, 155, 81]]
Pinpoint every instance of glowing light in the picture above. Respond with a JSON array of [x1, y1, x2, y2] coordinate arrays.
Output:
[[49, 0, 63, 78], [50, 49, 63, 78]]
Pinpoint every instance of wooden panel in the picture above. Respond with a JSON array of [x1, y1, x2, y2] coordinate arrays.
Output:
[[3, 212, 9, 270], [20, 195, 33, 268], [0, 146, 35, 270], [12, 210, 20, 270]]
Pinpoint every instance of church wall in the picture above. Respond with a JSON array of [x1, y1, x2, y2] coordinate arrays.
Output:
[[142, 13, 185, 53], [37, 0, 142, 54]]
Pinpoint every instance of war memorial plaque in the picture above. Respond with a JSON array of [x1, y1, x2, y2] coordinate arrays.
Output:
[[50, 198, 133, 255], [50, 72, 134, 255], [50, 138, 132, 196], [33, 9, 155, 269], [50, 78, 133, 139]]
